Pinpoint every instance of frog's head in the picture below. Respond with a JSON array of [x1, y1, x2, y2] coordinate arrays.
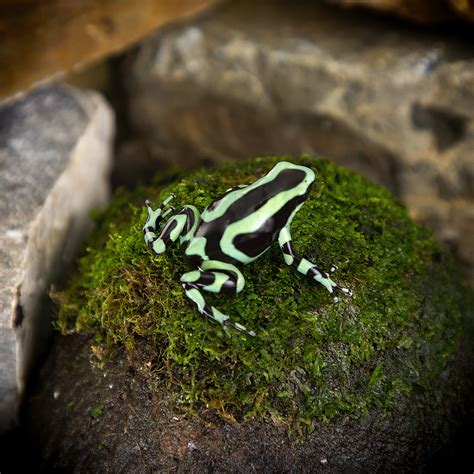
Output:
[[272, 161, 315, 197]]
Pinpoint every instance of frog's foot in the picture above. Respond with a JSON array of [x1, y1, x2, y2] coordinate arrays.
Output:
[[216, 307, 257, 337], [319, 265, 352, 299], [143, 193, 175, 231], [143, 201, 200, 256], [181, 262, 255, 336], [182, 282, 256, 336], [336, 285, 352, 297], [315, 273, 352, 300], [332, 286, 353, 303], [279, 227, 353, 301]]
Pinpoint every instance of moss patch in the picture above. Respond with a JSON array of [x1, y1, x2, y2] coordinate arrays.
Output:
[[56, 155, 463, 427]]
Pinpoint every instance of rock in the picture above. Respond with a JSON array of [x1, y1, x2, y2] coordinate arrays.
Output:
[[124, 0, 474, 286], [27, 156, 474, 470], [449, 0, 474, 21], [0, 84, 114, 433], [29, 333, 474, 472], [324, 0, 456, 24], [0, 0, 222, 102]]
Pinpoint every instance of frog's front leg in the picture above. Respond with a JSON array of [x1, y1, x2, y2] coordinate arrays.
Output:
[[180, 261, 255, 336], [143, 197, 200, 254], [278, 227, 352, 299]]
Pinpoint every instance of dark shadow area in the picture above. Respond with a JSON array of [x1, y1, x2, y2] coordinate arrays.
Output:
[[412, 103, 467, 151]]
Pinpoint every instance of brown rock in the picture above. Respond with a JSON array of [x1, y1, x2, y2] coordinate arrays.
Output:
[[0, 0, 222, 103], [24, 330, 474, 471]]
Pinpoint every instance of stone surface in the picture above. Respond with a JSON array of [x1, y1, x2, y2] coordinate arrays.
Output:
[[124, 0, 474, 286], [22, 156, 474, 471], [25, 323, 474, 471], [0, 0, 222, 103], [0, 84, 114, 432], [326, 0, 474, 23]]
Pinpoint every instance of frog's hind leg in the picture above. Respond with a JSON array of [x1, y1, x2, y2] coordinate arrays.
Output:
[[181, 261, 255, 336], [143, 198, 199, 254], [278, 227, 352, 299]]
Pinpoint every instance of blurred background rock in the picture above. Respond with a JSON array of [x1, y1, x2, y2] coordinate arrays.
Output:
[[0, 0, 221, 101]]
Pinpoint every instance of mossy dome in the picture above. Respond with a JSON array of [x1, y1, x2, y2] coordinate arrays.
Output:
[[57, 155, 466, 427]]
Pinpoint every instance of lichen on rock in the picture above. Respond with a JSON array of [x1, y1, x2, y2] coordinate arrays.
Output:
[[55, 155, 466, 428]]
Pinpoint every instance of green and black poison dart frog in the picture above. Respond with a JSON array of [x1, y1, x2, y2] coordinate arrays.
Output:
[[143, 161, 352, 337]]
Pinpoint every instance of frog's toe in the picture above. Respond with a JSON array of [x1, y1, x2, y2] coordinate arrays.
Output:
[[342, 287, 353, 297], [161, 193, 175, 208], [336, 285, 353, 298], [144, 199, 161, 216], [144, 199, 154, 218], [315, 274, 337, 293], [160, 206, 175, 221], [224, 318, 256, 337]]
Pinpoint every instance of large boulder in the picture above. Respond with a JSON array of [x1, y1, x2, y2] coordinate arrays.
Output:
[[0, 0, 222, 102], [0, 84, 114, 432], [123, 0, 474, 288], [27, 156, 473, 470]]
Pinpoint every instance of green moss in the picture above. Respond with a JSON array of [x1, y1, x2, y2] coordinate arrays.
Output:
[[90, 406, 103, 419], [56, 155, 464, 427]]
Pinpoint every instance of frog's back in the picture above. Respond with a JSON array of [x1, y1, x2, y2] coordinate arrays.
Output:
[[186, 162, 313, 265]]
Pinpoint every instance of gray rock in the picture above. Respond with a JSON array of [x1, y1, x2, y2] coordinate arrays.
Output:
[[0, 85, 114, 432], [124, 0, 474, 286]]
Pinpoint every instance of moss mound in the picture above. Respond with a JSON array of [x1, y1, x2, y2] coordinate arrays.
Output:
[[56, 155, 463, 426]]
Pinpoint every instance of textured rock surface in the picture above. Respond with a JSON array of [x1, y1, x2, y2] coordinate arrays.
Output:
[[25, 311, 473, 471], [0, 0, 221, 102], [0, 85, 114, 432], [124, 0, 474, 286]]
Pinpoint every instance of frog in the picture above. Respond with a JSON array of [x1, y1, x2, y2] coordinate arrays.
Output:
[[143, 161, 352, 337]]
